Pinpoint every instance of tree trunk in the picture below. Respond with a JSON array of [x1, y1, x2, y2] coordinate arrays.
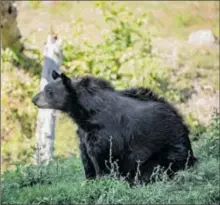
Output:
[[0, 1, 23, 51], [34, 34, 63, 165]]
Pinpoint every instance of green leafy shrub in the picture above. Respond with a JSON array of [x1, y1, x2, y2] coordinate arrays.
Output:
[[62, 2, 170, 92], [201, 109, 220, 157], [175, 12, 198, 27], [185, 112, 206, 138], [1, 49, 40, 170]]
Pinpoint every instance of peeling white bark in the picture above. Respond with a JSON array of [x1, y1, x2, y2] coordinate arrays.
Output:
[[34, 34, 63, 165]]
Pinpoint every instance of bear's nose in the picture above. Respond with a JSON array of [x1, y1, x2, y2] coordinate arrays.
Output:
[[32, 94, 38, 105]]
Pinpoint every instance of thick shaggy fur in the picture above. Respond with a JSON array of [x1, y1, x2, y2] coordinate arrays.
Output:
[[32, 72, 197, 184]]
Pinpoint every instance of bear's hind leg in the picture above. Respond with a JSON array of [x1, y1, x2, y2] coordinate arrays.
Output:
[[120, 149, 154, 184]]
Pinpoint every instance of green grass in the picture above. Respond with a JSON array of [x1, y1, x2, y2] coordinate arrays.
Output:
[[1, 144, 219, 204], [1, 152, 219, 204], [2, 112, 220, 204]]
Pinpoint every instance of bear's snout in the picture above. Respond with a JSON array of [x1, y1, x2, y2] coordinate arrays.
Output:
[[32, 93, 40, 106], [32, 92, 48, 108], [32, 92, 53, 109]]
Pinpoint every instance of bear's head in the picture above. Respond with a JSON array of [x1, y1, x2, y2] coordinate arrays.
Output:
[[32, 71, 114, 112]]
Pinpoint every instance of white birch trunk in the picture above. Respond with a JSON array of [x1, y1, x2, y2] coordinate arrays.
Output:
[[34, 34, 63, 165]]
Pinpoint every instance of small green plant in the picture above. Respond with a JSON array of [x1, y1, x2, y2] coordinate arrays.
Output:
[[202, 109, 220, 157], [185, 112, 206, 137], [27, 1, 41, 9], [175, 12, 197, 28]]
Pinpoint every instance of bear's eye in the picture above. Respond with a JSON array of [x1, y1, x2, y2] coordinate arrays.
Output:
[[46, 89, 53, 97]]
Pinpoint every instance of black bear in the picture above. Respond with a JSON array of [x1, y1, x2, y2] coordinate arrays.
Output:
[[32, 71, 197, 184]]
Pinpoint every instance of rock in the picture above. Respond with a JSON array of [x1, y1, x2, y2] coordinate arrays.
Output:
[[188, 30, 216, 46]]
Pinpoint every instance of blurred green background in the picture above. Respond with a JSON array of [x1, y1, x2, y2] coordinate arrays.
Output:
[[1, 1, 219, 172]]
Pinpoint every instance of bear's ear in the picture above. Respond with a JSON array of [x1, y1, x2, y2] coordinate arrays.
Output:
[[79, 77, 91, 87], [52, 70, 61, 80], [60, 73, 73, 92]]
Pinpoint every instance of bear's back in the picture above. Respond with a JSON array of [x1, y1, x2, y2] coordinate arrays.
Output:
[[93, 93, 184, 140]]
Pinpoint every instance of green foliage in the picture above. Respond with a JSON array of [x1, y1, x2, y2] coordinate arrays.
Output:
[[175, 12, 198, 28], [1, 49, 40, 170], [201, 109, 220, 157], [62, 2, 169, 92], [27, 1, 42, 9], [177, 45, 219, 90], [185, 112, 206, 137]]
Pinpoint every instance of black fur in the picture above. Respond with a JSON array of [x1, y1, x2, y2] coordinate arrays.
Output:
[[32, 72, 197, 184]]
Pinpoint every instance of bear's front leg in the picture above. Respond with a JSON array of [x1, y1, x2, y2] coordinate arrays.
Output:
[[79, 141, 96, 179], [87, 144, 108, 178], [89, 155, 103, 178], [86, 132, 115, 178]]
